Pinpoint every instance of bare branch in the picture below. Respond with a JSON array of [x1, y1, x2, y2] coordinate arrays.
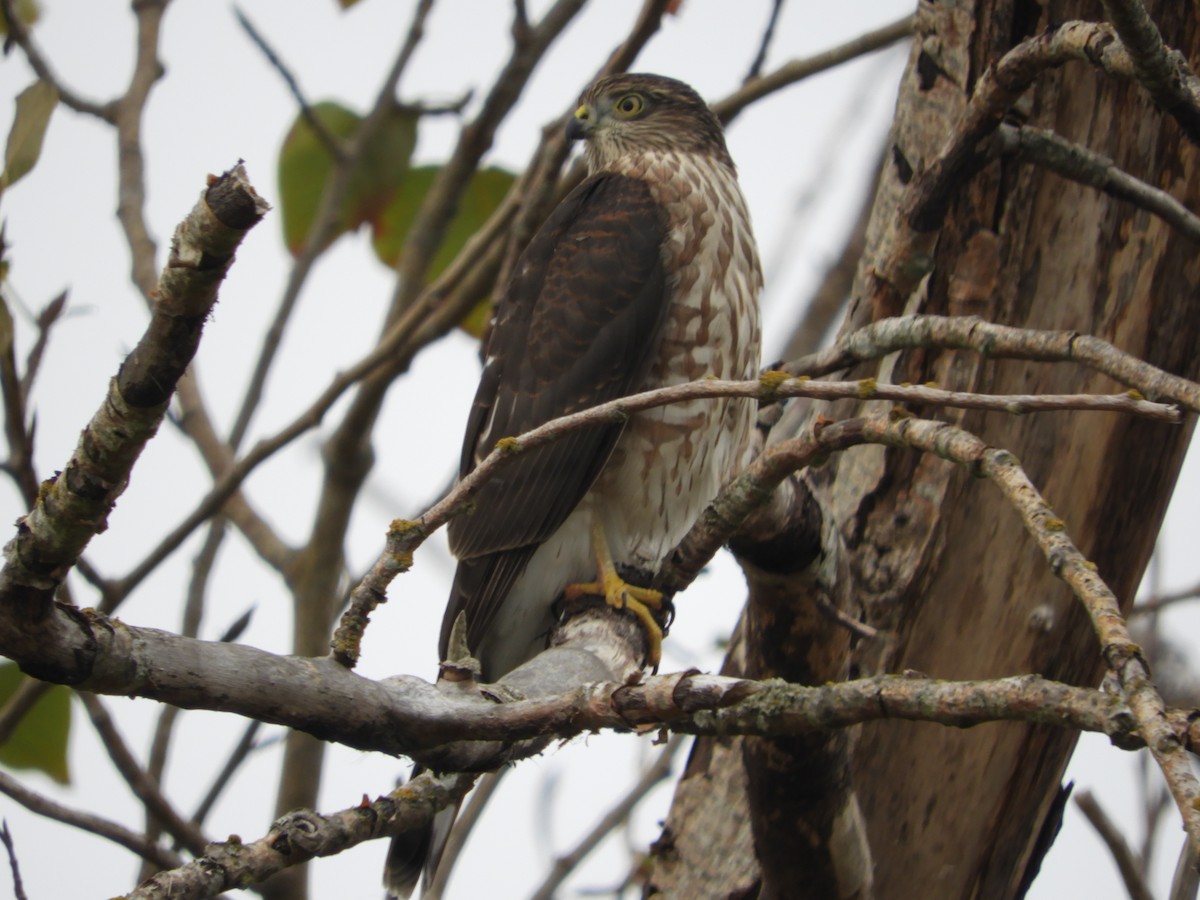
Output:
[[873, 20, 1138, 312], [128, 774, 475, 900], [787, 314, 1200, 412], [18, 289, 67, 404], [529, 736, 683, 900], [0, 821, 27, 900], [226, 0, 436, 450], [855, 415, 1200, 860], [998, 124, 1200, 242], [743, 0, 786, 84], [423, 770, 504, 899], [333, 372, 1179, 665], [0, 0, 113, 119], [191, 720, 264, 828], [79, 692, 209, 857], [0, 768, 182, 870], [1075, 791, 1154, 900], [1133, 581, 1200, 616], [1100, 0, 1200, 143], [713, 13, 914, 125], [0, 166, 266, 626], [115, 0, 169, 299], [234, 6, 344, 163]]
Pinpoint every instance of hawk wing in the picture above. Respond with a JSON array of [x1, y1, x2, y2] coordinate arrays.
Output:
[[442, 172, 669, 661]]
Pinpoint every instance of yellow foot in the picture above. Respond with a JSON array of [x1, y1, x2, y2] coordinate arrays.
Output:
[[563, 525, 666, 670]]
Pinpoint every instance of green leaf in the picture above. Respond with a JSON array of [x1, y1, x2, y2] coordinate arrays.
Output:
[[1, 79, 59, 193], [0, 0, 41, 36], [371, 165, 515, 335], [0, 663, 71, 784], [277, 101, 417, 256]]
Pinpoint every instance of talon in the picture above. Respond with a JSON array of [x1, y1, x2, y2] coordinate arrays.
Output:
[[564, 523, 665, 670]]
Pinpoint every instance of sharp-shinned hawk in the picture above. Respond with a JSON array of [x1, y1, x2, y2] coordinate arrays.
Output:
[[386, 72, 762, 898]]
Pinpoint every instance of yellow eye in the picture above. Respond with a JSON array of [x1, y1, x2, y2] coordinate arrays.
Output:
[[614, 93, 644, 118]]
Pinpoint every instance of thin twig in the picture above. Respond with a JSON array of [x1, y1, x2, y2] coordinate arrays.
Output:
[[743, 0, 786, 83], [192, 720, 264, 828], [331, 373, 1181, 665], [19, 289, 67, 404], [0, 680, 51, 746], [1132, 580, 1200, 616], [79, 692, 209, 857], [0, 821, 26, 900], [1075, 791, 1154, 900], [0, 768, 182, 869], [529, 737, 683, 900], [225, 0, 435, 450], [0, 0, 113, 118], [714, 13, 914, 124], [115, 0, 169, 299], [234, 7, 344, 162]]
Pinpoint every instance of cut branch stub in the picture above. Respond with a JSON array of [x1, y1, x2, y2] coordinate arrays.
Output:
[[0, 165, 267, 668]]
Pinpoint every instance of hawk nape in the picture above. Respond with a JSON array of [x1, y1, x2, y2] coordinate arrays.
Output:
[[385, 72, 762, 899]]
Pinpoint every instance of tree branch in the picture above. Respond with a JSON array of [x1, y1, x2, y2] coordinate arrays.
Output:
[[0, 166, 266, 651], [0, 0, 113, 119], [1099, 0, 1200, 143], [0, 768, 182, 870], [79, 692, 209, 858], [127, 773, 475, 900], [786, 314, 1200, 412], [997, 123, 1200, 242], [1075, 790, 1154, 900], [713, 13, 914, 125]]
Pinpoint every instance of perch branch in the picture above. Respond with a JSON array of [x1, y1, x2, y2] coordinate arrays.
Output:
[[333, 374, 1177, 666]]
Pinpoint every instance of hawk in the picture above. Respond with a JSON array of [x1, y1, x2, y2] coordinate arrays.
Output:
[[385, 72, 762, 897]]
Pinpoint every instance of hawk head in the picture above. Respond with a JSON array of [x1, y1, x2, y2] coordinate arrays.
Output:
[[567, 73, 733, 172]]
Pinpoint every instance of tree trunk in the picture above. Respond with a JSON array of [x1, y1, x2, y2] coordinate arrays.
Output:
[[647, 2, 1200, 897]]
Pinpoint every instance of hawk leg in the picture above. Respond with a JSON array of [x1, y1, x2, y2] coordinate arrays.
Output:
[[563, 521, 665, 668]]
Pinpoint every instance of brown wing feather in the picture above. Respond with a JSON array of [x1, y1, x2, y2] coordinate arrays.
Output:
[[441, 173, 669, 661]]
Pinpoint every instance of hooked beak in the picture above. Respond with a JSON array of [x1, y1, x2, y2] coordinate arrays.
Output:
[[566, 103, 593, 142]]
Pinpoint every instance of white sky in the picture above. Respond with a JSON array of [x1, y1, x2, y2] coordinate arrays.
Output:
[[0, 1, 1196, 898]]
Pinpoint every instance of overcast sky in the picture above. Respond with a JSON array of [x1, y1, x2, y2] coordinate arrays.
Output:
[[1, 2, 1196, 898]]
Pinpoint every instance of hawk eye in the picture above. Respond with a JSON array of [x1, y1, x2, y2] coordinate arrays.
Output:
[[614, 93, 645, 118]]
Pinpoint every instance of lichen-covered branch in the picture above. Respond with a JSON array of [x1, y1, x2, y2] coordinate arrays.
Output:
[[787, 314, 1200, 412], [125, 773, 475, 900], [0, 166, 266, 662]]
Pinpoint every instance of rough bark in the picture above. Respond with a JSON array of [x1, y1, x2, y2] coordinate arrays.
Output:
[[647, 1, 1200, 897]]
